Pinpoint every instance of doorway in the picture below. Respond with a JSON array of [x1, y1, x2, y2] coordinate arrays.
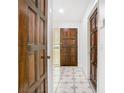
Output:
[[89, 9, 98, 90], [60, 28, 78, 66]]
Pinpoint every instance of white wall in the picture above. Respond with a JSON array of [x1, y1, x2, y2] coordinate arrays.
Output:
[[53, 22, 83, 67], [81, 0, 98, 79], [52, 28, 61, 93], [97, 0, 105, 93], [47, 0, 53, 93]]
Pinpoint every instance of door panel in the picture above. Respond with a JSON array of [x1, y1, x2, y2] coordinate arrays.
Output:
[[28, 54, 36, 86], [39, 49, 45, 77], [28, 8, 36, 44], [60, 28, 77, 66], [40, 0, 45, 14], [39, 19, 45, 44], [90, 9, 97, 90], [19, 0, 48, 93]]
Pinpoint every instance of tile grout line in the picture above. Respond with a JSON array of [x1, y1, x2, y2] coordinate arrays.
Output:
[[55, 67, 95, 93], [55, 67, 63, 93], [88, 80, 96, 93], [55, 78, 61, 93], [73, 67, 76, 93]]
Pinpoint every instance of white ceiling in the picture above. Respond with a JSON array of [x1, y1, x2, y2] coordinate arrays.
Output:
[[53, 0, 90, 23]]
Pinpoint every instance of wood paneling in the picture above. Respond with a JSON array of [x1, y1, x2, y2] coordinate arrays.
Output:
[[40, 0, 45, 14], [60, 28, 77, 66], [19, 0, 48, 93], [28, 54, 36, 86], [90, 9, 98, 90]]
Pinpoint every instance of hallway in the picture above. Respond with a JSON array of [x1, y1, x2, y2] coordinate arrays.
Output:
[[55, 67, 94, 93], [18, 0, 105, 93]]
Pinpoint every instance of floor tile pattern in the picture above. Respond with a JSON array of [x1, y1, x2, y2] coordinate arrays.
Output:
[[55, 67, 94, 93]]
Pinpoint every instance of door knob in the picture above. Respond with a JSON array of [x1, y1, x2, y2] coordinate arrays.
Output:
[[41, 56, 50, 59], [47, 56, 50, 59]]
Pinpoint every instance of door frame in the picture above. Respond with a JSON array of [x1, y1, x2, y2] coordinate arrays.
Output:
[[87, 2, 98, 91]]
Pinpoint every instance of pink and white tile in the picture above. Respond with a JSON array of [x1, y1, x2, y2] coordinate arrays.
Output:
[[55, 67, 94, 93], [75, 87, 93, 93], [56, 87, 74, 93]]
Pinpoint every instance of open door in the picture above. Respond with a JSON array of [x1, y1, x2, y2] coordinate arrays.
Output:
[[19, 0, 48, 93], [90, 9, 98, 90], [60, 28, 77, 66]]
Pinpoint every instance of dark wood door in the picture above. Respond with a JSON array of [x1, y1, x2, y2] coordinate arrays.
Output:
[[60, 28, 77, 66], [19, 0, 48, 93], [90, 9, 98, 89]]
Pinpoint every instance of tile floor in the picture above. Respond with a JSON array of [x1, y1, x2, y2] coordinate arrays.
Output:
[[54, 67, 94, 93]]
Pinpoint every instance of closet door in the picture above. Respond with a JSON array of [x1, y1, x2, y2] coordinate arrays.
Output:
[[90, 9, 97, 89], [19, 0, 48, 93]]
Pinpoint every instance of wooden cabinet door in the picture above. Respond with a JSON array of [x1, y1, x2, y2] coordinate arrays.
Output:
[[60, 28, 77, 66], [90, 9, 97, 90], [19, 0, 48, 93]]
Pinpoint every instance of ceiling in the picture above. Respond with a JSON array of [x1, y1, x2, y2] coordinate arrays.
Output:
[[53, 0, 90, 23]]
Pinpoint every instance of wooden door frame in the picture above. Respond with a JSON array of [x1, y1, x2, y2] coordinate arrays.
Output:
[[60, 28, 78, 66], [87, 3, 98, 91]]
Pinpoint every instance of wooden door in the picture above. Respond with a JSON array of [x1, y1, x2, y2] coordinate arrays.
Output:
[[19, 0, 48, 93], [90, 9, 98, 89], [60, 28, 77, 66]]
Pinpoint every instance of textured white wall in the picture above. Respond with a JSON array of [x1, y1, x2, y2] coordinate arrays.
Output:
[[52, 28, 61, 93], [97, 0, 105, 93], [47, 0, 53, 93]]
